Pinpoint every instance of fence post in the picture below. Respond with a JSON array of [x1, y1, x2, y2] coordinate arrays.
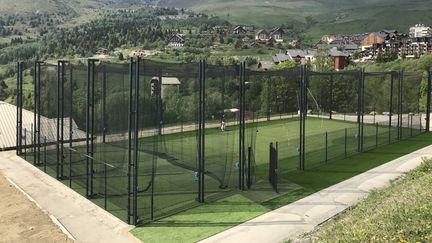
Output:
[[102, 64, 107, 143], [43, 136, 47, 173], [357, 68, 362, 152], [16, 62, 20, 155], [36, 61, 42, 166], [33, 62, 37, 166], [132, 57, 140, 225], [86, 59, 98, 198], [361, 68, 365, 152], [426, 70, 431, 132], [329, 72, 333, 120], [302, 65, 307, 170], [24, 128, 27, 160], [68, 64, 73, 187], [344, 128, 347, 157], [16, 62, 24, 155], [238, 61, 245, 191], [266, 80, 271, 121], [410, 114, 413, 137], [104, 162, 107, 210], [325, 132, 328, 162], [375, 122, 378, 148], [60, 61, 66, 179], [127, 57, 134, 224], [389, 72, 394, 144], [56, 61, 60, 179], [398, 71, 403, 140], [198, 60, 206, 201], [247, 146, 252, 189]]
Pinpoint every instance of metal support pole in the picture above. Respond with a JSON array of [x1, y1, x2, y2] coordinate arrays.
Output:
[[127, 58, 134, 224], [361, 69, 365, 152], [397, 71, 402, 140], [267, 80, 270, 121], [299, 65, 307, 171], [302, 66, 307, 169], [410, 114, 413, 137], [104, 162, 107, 210], [132, 57, 140, 225], [86, 60, 90, 198], [344, 128, 347, 157], [357, 69, 362, 152], [426, 70, 431, 132], [376, 122, 379, 148], [198, 61, 202, 203], [329, 72, 333, 120], [201, 60, 206, 198], [60, 61, 66, 179], [325, 131, 328, 162], [389, 72, 394, 143], [37, 62, 41, 166], [198, 60, 206, 202], [239, 62, 246, 191], [43, 136, 47, 172], [56, 61, 61, 179], [69, 64, 73, 187], [86, 59, 98, 198], [247, 146, 252, 189], [24, 128, 27, 160], [16, 62, 24, 155], [90, 60, 96, 196], [33, 62, 37, 166], [16, 62, 20, 155], [102, 65, 107, 143]]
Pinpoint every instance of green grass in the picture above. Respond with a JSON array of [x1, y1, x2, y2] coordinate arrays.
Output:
[[131, 131, 432, 243], [305, 158, 432, 242], [21, 117, 432, 242]]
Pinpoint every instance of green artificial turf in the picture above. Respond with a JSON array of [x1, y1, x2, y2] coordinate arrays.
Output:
[[20, 117, 432, 242], [131, 133, 432, 243]]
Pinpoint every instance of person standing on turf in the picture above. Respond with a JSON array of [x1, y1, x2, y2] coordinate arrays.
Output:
[[221, 115, 226, 131]]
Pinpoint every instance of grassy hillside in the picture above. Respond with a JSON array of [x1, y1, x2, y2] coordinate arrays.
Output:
[[305, 158, 432, 242], [158, 0, 432, 40], [0, 0, 141, 15], [0, 0, 100, 15]]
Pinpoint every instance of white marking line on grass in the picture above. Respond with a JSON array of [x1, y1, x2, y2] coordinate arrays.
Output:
[[6, 177, 77, 241]]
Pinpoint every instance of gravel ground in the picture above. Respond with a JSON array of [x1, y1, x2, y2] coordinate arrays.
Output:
[[0, 172, 73, 243]]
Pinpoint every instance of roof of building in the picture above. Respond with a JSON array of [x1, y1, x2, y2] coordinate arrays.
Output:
[[256, 29, 269, 35], [233, 26, 246, 31], [270, 27, 284, 35], [272, 53, 291, 63], [169, 34, 185, 42], [329, 42, 359, 50], [0, 101, 85, 150], [258, 61, 274, 70], [328, 48, 349, 57], [152, 77, 181, 85], [286, 49, 317, 58]]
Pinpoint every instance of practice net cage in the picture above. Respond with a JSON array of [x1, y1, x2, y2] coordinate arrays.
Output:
[[15, 59, 431, 225]]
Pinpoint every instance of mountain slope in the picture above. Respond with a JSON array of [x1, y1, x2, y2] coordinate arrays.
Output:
[[157, 0, 432, 39]]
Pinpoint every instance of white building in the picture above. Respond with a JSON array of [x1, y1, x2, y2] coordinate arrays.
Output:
[[0, 101, 86, 150], [409, 24, 432, 38]]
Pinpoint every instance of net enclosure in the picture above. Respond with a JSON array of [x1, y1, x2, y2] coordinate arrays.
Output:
[[15, 59, 432, 225]]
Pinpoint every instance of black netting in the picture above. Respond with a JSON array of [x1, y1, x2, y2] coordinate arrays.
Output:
[[246, 68, 301, 181], [15, 60, 432, 226], [401, 72, 424, 139], [305, 71, 360, 169], [136, 60, 200, 222]]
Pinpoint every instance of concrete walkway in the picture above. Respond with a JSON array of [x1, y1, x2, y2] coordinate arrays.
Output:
[[0, 151, 140, 243], [201, 144, 432, 243]]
